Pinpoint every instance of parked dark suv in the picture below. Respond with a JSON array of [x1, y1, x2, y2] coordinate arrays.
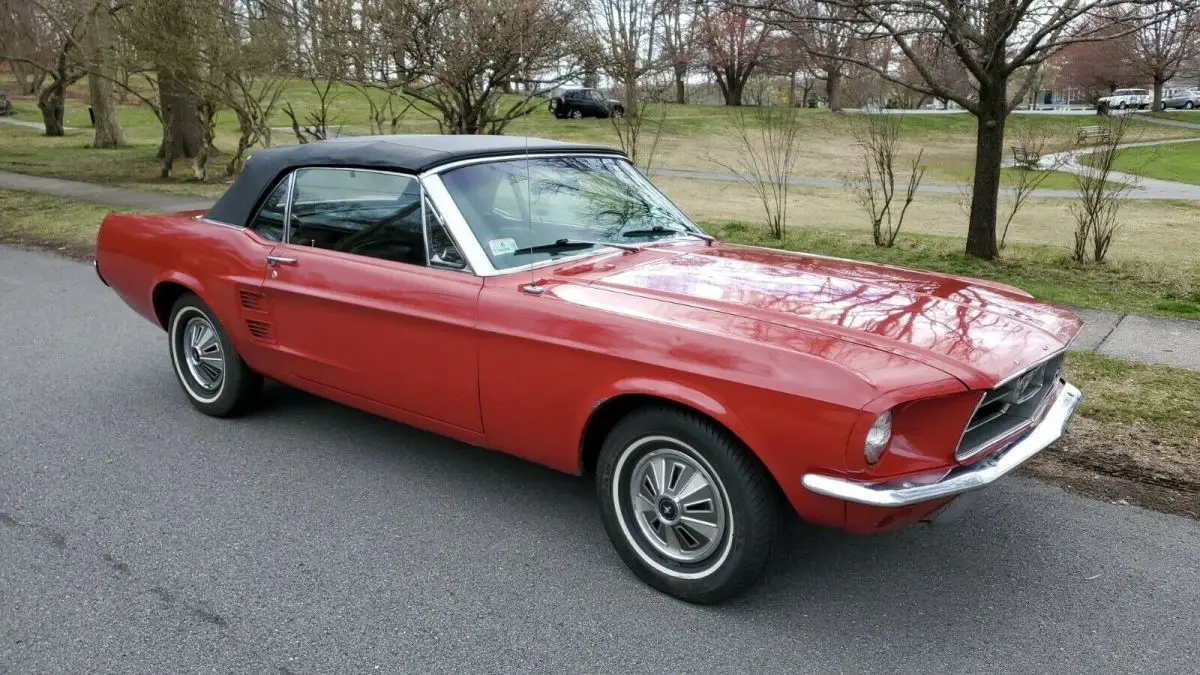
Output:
[[549, 88, 625, 119]]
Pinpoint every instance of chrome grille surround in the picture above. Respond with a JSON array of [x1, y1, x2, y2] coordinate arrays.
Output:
[[955, 351, 1066, 462]]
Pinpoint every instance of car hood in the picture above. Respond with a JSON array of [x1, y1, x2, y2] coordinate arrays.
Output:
[[582, 244, 1082, 388]]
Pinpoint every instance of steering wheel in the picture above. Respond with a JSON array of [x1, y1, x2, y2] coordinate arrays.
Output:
[[333, 201, 422, 255]]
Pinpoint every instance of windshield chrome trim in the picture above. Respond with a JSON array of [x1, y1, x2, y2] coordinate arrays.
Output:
[[418, 152, 711, 278], [419, 151, 628, 177]]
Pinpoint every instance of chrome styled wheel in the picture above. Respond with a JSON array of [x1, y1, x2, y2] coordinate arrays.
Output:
[[569, 108, 583, 119], [167, 293, 262, 417], [182, 315, 225, 392], [596, 407, 779, 603], [628, 446, 727, 563]]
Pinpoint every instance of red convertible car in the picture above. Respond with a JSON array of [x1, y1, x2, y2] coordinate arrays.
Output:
[[95, 135, 1083, 603]]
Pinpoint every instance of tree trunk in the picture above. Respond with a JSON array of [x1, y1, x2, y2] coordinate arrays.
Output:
[[674, 62, 687, 104], [1152, 76, 1165, 112], [87, 2, 123, 148], [157, 67, 205, 161], [623, 72, 638, 120], [788, 70, 797, 107], [37, 82, 66, 136], [965, 84, 1007, 260], [715, 65, 748, 106], [827, 69, 842, 111]]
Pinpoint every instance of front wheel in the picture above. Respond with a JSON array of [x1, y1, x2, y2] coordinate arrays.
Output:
[[168, 293, 262, 417], [568, 108, 583, 119], [596, 406, 779, 604], [1187, 101, 1195, 110]]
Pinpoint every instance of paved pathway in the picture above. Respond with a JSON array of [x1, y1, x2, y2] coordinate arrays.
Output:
[[0, 171, 212, 211], [1033, 136, 1200, 201], [0, 117, 72, 131]]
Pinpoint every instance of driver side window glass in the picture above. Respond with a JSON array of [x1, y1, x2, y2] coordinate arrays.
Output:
[[288, 168, 425, 266]]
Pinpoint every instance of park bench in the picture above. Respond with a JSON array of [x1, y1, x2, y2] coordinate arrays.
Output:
[[1077, 125, 1111, 144], [1011, 146, 1041, 169]]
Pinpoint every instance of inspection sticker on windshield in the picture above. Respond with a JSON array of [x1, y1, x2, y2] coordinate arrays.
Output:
[[488, 238, 518, 255]]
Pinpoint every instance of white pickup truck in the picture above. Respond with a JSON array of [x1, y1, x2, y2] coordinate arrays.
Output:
[[1097, 88, 1151, 111]]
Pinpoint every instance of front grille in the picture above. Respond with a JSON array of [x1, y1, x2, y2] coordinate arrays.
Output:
[[955, 352, 1065, 461]]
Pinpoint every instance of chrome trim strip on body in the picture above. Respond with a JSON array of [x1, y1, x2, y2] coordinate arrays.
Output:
[[801, 381, 1082, 508], [418, 151, 627, 177], [994, 347, 1067, 388], [93, 259, 109, 286], [192, 215, 242, 230], [281, 170, 296, 243], [419, 174, 500, 275]]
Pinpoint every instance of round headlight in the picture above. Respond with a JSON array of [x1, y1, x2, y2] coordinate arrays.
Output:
[[864, 410, 892, 464]]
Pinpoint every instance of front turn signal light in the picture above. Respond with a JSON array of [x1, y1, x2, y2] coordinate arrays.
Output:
[[864, 410, 892, 464]]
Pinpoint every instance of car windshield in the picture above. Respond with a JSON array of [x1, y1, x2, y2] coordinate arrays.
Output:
[[439, 156, 702, 271]]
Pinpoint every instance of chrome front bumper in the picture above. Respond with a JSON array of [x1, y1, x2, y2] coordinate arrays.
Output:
[[801, 381, 1082, 508]]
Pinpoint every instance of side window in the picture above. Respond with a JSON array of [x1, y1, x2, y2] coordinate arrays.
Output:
[[288, 168, 425, 266], [247, 178, 289, 242], [425, 198, 467, 270]]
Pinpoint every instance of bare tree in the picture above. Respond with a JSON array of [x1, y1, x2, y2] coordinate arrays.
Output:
[[589, 0, 661, 117], [1, 0, 53, 95], [1071, 114, 1135, 263], [0, 0, 101, 136], [610, 100, 668, 172], [760, 0, 1179, 260], [712, 105, 803, 240], [344, 80, 416, 135], [999, 123, 1068, 248], [695, 0, 774, 105], [383, 0, 585, 134], [658, 0, 696, 103], [845, 110, 925, 247], [84, 0, 122, 147], [774, 0, 858, 111], [282, 77, 343, 144], [1129, 1, 1200, 110]]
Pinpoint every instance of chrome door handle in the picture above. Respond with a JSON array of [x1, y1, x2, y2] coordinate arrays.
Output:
[[266, 255, 297, 267]]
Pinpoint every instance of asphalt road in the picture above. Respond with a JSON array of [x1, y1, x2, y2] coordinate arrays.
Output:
[[1, 245, 1197, 673]]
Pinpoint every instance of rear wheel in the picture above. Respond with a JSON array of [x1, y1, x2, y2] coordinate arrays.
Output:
[[1187, 101, 1195, 110], [168, 293, 262, 417], [568, 108, 583, 119], [596, 406, 778, 604]]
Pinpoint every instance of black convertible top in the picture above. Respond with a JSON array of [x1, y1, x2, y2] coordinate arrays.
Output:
[[206, 134, 625, 226]]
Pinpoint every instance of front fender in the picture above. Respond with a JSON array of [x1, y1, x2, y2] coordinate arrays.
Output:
[[585, 376, 764, 457]]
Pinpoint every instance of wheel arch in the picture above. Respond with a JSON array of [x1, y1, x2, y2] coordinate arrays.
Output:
[[150, 277, 204, 330], [578, 389, 763, 479]]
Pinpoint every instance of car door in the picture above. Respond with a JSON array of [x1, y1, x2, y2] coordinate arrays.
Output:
[[260, 167, 484, 433], [585, 90, 606, 116]]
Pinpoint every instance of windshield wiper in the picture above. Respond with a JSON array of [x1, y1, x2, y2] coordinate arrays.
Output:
[[620, 225, 716, 242], [511, 238, 641, 256]]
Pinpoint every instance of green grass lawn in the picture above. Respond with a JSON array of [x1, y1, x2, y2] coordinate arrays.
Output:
[[1104, 141, 1200, 184], [1152, 110, 1200, 123], [707, 221, 1200, 319]]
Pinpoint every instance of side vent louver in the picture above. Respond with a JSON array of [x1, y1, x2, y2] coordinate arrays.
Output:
[[239, 290, 265, 311], [245, 319, 273, 341]]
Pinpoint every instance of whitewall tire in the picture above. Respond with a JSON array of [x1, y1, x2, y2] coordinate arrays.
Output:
[[168, 293, 262, 417], [596, 406, 779, 604]]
